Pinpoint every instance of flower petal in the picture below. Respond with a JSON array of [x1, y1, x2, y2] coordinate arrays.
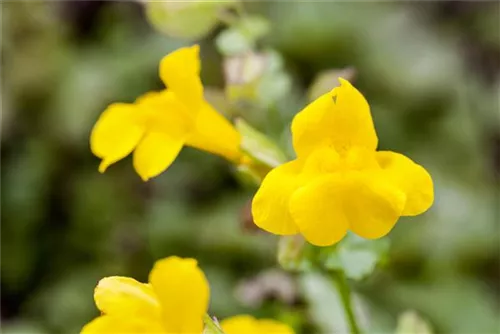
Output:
[[301, 145, 341, 175], [149, 256, 209, 334], [376, 151, 434, 216], [344, 172, 407, 239], [159, 45, 203, 112], [291, 78, 377, 158], [81, 315, 163, 334], [133, 132, 185, 181], [257, 319, 295, 334], [185, 101, 241, 162], [136, 90, 193, 136], [94, 276, 160, 317], [221, 315, 255, 334], [90, 103, 144, 173], [221, 315, 294, 334], [289, 175, 349, 246], [252, 160, 304, 235]]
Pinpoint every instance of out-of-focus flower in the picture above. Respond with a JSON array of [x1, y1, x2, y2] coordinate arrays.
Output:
[[81, 256, 293, 334], [221, 315, 294, 334], [90, 45, 241, 181], [81, 256, 209, 334], [252, 78, 434, 246]]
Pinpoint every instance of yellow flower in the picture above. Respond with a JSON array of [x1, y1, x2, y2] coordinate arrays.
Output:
[[252, 78, 434, 246], [221, 315, 294, 334], [81, 256, 209, 334], [81, 257, 294, 334], [90, 45, 242, 181]]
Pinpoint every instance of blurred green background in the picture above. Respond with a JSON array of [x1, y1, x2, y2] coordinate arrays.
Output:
[[2, 1, 499, 334]]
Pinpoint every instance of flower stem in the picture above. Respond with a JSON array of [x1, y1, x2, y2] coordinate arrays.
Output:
[[332, 271, 361, 334], [203, 314, 225, 334]]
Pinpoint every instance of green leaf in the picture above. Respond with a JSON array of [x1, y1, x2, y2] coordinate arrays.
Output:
[[257, 70, 292, 107], [216, 16, 270, 56], [235, 118, 287, 168], [222, 50, 291, 109], [395, 311, 433, 334], [320, 233, 390, 280], [299, 272, 350, 334], [255, 50, 292, 106], [145, 2, 237, 40], [237, 16, 270, 42], [216, 28, 252, 56]]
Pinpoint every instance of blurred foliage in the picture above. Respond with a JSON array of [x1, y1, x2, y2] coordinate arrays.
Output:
[[319, 234, 390, 281], [216, 15, 270, 56], [299, 272, 351, 334], [236, 118, 287, 168], [1, 1, 499, 334], [145, 1, 238, 41]]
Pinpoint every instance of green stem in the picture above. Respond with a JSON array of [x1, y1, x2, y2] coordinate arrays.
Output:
[[203, 314, 225, 334], [332, 271, 361, 334]]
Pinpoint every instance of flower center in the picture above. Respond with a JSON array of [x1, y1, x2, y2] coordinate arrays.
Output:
[[302, 145, 379, 176]]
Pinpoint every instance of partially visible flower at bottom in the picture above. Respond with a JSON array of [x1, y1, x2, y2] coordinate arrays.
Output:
[[81, 256, 208, 334], [81, 256, 294, 334], [221, 315, 294, 334]]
